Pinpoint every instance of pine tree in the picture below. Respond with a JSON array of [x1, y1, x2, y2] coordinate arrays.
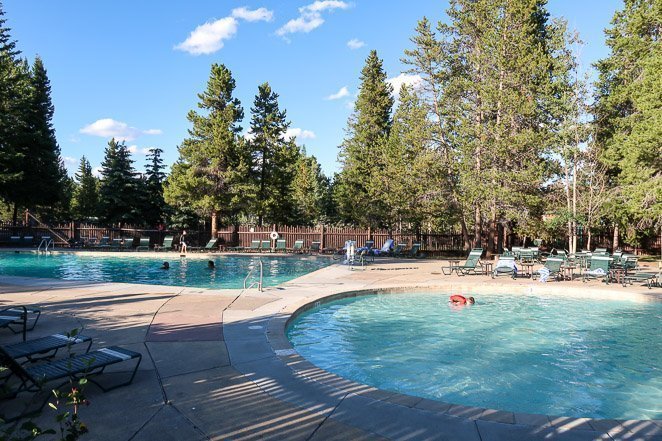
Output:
[[291, 152, 328, 225], [248, 82, 300, 226], [72, 156, 99, 220], [164, 63, 251, 237], [0, 3, 28, 221], [143, 148, 166, 226], [594, 0, 661, 236], [98, 139, 141, 224], [335, 50, 393, 227]]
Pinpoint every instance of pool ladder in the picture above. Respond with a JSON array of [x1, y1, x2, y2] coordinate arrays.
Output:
[[243, 259, 263, 292], [37, 237, 54, 253]]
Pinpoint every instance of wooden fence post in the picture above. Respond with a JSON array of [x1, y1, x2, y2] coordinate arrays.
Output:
[[320, 225, 325, 249]]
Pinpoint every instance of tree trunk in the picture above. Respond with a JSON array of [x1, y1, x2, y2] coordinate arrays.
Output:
[[474, 205, 481, 249], [487, 205, 497, 255], [12, 203, 18, 226], [460, 217, 471, 251], [587, 230, 592, 251], [210, 210, 218, 240], [612, 224, 619, 251]]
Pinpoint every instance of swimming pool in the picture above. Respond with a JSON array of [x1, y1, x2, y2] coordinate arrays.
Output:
[[287, 292, 662, 420], [0, 252, 333, 289]]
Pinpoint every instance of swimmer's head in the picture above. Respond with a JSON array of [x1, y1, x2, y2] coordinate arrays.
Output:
[[208, 260, 215, 268], [162, 261, 170, 269], [467, 297, 475, 304]]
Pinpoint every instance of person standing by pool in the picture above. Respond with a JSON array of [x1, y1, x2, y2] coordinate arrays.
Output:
[[450, 294, 474, 305], [180, 230, 187, 254]]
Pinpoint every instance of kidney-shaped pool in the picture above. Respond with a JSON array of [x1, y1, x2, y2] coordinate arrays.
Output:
[[287, 292, 661, 420]]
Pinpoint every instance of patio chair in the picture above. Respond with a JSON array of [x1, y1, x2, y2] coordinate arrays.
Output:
[[391, 243, 407, 257], [309, 241, 321, 254], [22, 236, 34, 247], [0, 345, 141, 422], [96, 236, 111, 250], [154, 235, 174, 252], [136, 236, 150, 251], [405, 243, 421, 258], [592, 247, 608, 255], [289, 239, 305, 254], [372, 239, 394, 256], [274, 239, 286, 253], [582, 255, 612, 283], [110, 237, 122, 251], [199, 238, 219, 252], [532, 257, 564, 282], [622, 270, 659, 289], [444, 248, 484, 275], [3, 332, 92, 363], [9, 236, 20, 246], [1, 306, 41, 340], [122, 237, 135, 250], [261, 239, 271, 252], [245, 240, 261, 252], [492, 255, 517, 279]]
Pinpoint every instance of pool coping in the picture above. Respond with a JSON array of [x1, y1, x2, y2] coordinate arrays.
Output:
[[263, 284, 661, 439]]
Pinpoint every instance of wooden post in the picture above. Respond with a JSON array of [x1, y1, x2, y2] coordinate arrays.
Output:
[[211, 210, 218, 240], [320, 225, 325, 249]]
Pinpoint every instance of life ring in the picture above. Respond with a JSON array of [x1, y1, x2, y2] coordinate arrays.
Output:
[[270, 231, 279, 240]]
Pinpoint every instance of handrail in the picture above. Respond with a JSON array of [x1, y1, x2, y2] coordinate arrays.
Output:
[[37, 238, 54, 253], [243, 259, 263, 292], [25, 211, 70, 246]]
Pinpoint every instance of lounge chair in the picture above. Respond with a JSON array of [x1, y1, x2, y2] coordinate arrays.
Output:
[[122, 237, 135, 250], [261, 240, 271, 252], [404, 243, 421, 258], [392, 243, 407, 257], [245, 240, 261, 252], [274, 239, 286, 253], [373, 239, 394, 256], [492, 255, 517, 278], [0, 345, 141, 421], [9, 236, 20, 246], [22, 236, 34, 247], [3, 332, 92, 362], [110, 237, 122, 251], [154, 235, 174, 252], [136, 236, 150, 251], [592, 247, 608, 255], [444, 248, 484, 275], [96, 236, 111, 250], [289, 239, 305, 254], [533, 257, 564, 282], [1, 306, 41, 340], [582, 255, 612, 283], [199, 238, 219, 252], [309, 241, 321, 254]]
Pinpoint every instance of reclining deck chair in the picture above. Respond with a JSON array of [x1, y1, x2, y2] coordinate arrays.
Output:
[[443, 248, 484, 275], [274, 239, 287, 252], [373, 239, 394, 256], [199, 238, 219, 252], [492, 255, 517, 279], [0, 345, 141, 422], [532, 257, 564, 282], [136, 236, 150, 251], [154, 235, 174, 252], [3, 332, 92, 363], [1, 306, 41, 341], [582, 255, 612, 283], [289, 240, 305, 253]]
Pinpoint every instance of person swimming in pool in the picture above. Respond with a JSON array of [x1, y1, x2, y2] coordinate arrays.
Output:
[[449, 294, 474, 305], [208, 260, 215, 269], [161, 261, 170, 270]]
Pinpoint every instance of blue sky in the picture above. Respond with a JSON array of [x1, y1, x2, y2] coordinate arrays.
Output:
[[4, 0, 621, 178]]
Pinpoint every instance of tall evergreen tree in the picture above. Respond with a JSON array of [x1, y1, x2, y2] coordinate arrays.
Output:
[[290, 152, 328, 225], [98, 139, 141, 224], [0, 3, 28, 221], [248, 82, 300, 226], [594, 0, 661, 238], [335, 50, 393, 227], [164, 63, 251, 237], [143, 148, 166, 226], [72, 156, 99, 220]]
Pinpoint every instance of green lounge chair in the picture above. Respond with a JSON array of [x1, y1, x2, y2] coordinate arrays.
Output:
[[582, 255, 612, 283], [3, 332, 92, 362], [199, 238, 219, 252], [245, 240, 261, 252], [406, 243, 421, 258], [110, 238, 122, 251], [0, 345, 141, 422], [275, 239, 286, 252], [533, 257, 564, 281], [290, 239, 305, 253], [122, 237, 135, 250], [9, 236, 20, 246], [592, 247, 608, 255], [22, 236, 34, 247], [392, 243, 407, 257], [261, 239, 271, 252], [492, 255, 517, 278], [452, 248, 484, 275], [136, 236, 150, 251], [155, 235, 174, 252], [309, 241, 321, 254], [96, 236, 111, 249]]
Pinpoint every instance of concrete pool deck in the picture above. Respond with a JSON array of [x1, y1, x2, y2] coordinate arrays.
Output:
[[0, 254, 660, 440]]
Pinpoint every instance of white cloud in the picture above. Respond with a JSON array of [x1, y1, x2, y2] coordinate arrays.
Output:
[[326, 86, 350, 100], [276, 1, 349, 37], [127, 145, 138, 154], [387, 73, 423, 95], [92, 166, 103, 178], [175, 17, 238, 55], [63, 156, 77, 165], [127, 145, 155, 155], [303, 1, 349, 13], [347, 38, 364, 49], [243, 131, 256, 141], [285, 128, 316, 143], [79, 118, 162, 142], [232, 7, 274, 22]]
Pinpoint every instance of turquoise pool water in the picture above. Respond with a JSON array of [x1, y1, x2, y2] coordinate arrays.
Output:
[[0, 252, 333, 289], [287, 292, 662, 420]]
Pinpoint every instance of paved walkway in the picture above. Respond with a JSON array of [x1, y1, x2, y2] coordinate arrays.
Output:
[[1, 256, 660, 440]]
